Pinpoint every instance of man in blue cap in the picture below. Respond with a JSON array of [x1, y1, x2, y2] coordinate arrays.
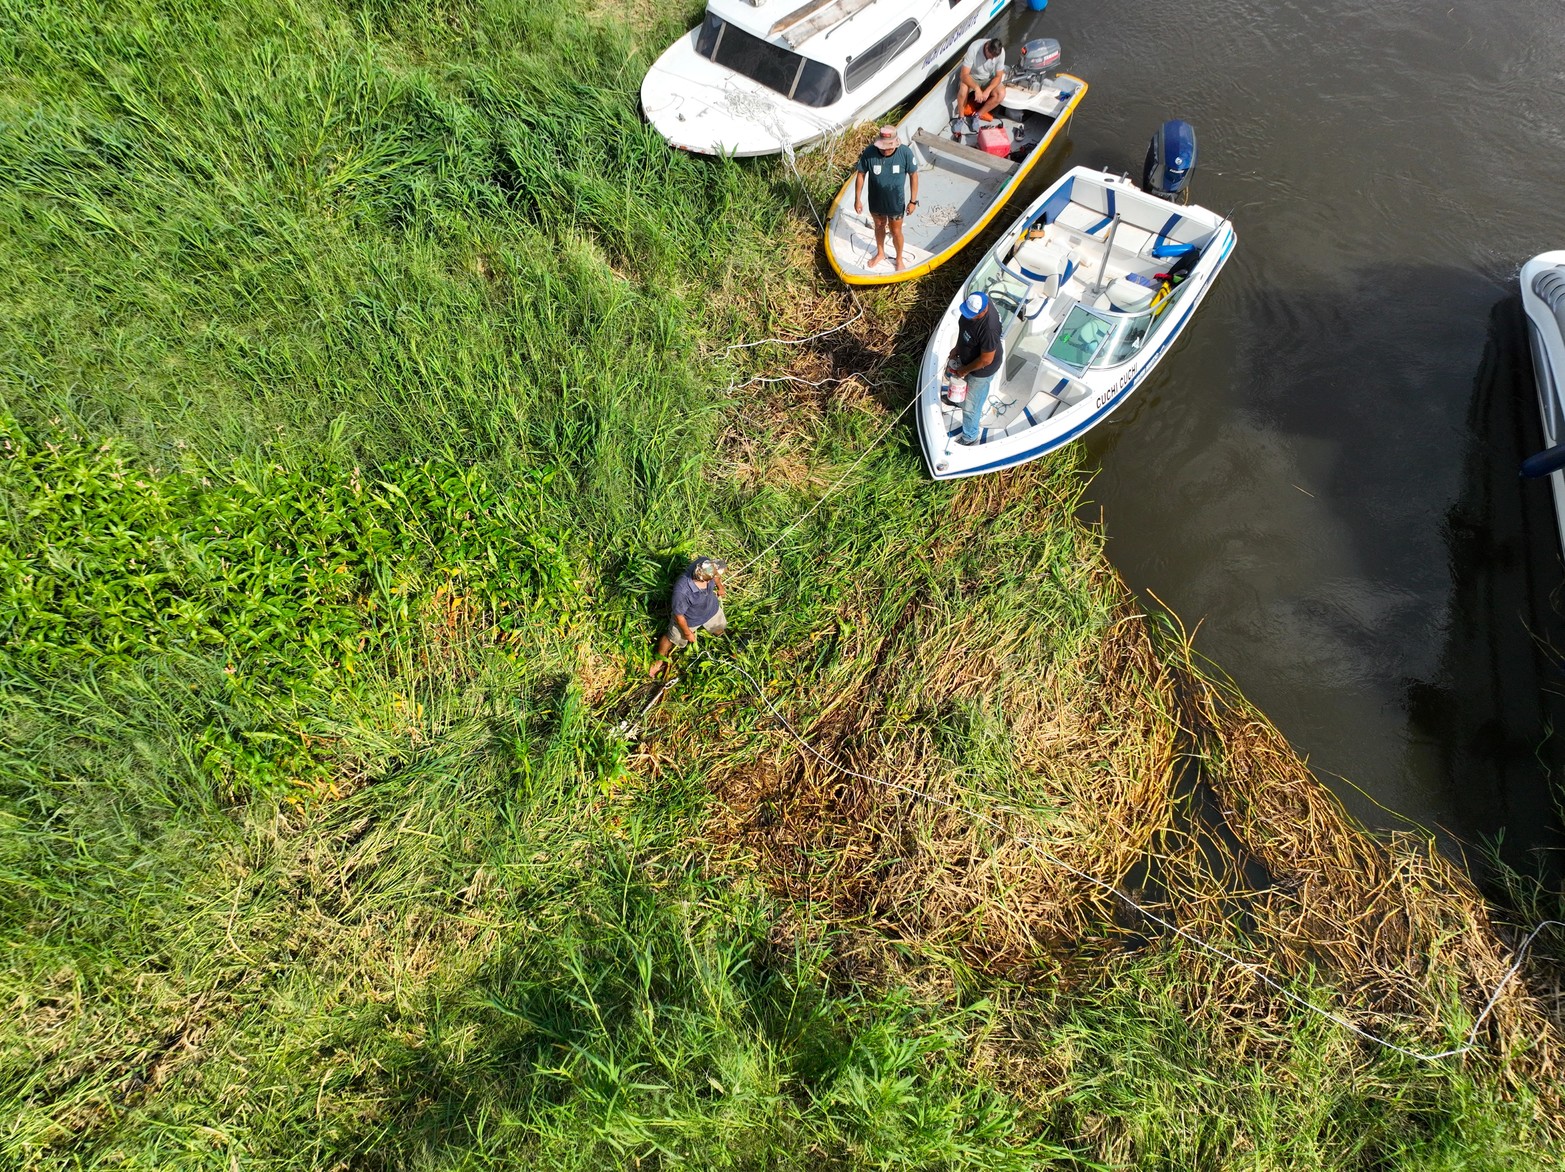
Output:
[[947, 292, 1002, 445]]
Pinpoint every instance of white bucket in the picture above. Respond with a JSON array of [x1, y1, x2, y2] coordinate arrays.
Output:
[[944, 375, 968, 405]]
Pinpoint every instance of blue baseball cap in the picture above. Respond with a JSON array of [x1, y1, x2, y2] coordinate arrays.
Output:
[[960, 291, 989, 318]]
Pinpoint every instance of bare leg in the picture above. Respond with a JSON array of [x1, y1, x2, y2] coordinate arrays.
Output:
[[977, 85, 1006, 121], [867, 214, 888, 267], [890, 218, 907, 270], [649, 634, 673, 678]]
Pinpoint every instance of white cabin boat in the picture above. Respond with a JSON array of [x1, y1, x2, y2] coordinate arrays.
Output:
[[1520, 250, 1565, 559], [917, 166, 1236, 479], [824, 48, 1086, 285], [642, 0, 1015, 158]]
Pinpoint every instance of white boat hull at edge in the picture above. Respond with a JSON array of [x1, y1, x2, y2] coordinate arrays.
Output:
[[1520, 249, 1565, 561], [642, 0, 1013, 158]]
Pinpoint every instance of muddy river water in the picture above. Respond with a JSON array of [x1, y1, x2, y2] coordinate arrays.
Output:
[[991, 0, 1565, 873]]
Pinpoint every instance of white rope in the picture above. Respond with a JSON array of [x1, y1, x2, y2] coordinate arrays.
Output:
[[719, 312, 865, 359], [731, 394, 918, 577], [716, 117, 914, 579], [722, 656, 1564, 1064], [729, 363, 933, 579], [705, 85, 866, 361], [731, 371, 897, 391]]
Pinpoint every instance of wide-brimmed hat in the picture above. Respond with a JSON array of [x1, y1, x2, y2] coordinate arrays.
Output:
[[874, 126, 898, 147]]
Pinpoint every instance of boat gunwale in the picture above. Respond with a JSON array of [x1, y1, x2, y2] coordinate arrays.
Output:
[[1519, 249, 1565, 560]]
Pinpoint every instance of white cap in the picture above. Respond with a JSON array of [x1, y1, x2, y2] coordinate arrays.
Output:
[[961, 292, 989, 318]]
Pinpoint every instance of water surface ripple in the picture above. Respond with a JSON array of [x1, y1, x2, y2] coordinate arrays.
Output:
[[998, 0, 1565, 870]]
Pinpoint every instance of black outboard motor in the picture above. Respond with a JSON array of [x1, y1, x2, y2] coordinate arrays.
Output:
[[1016, 37, 1061, 76], [1003, 38, 1062, 105], [1142, 119, 1197, 201]]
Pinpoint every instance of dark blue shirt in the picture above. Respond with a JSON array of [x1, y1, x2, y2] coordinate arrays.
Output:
[[670, 563, 720, 627], [855, 143, 917, 203], [957, 305, 1003, 377]]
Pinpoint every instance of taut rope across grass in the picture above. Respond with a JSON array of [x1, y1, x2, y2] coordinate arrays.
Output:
[[731, 391, 919, 577], [720, 141, 921, 580]]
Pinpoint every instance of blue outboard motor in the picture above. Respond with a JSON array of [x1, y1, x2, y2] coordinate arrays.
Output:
[[1142, 120, 1197, 200]]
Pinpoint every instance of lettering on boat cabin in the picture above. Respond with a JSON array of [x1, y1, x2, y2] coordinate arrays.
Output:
[[922, 8, 981, 68]]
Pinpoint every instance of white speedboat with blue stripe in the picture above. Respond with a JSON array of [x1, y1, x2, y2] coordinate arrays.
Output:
[[917, 165, 1236, 479]]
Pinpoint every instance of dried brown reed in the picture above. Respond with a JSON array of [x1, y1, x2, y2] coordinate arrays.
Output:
[[1169, 650, 1565, 1095], [710, 583, 1565, 1106], [709, 596, 1182, 970]]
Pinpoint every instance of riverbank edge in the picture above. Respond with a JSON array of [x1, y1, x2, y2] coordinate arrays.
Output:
[[2, 0, 1563, 1165]]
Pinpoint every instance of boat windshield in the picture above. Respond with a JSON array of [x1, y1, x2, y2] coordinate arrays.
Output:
[[1046, 306, 1117, 371], [694, 14, 844, 108], [1046, 304, 1156, 370], [966, 247, 1033, 322]]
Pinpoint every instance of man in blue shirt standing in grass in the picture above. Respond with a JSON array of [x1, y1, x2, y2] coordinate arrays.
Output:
[[650, 557, 727, 679]]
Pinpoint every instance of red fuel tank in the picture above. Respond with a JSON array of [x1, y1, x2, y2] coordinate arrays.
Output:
[[976, 126, 1011, 158]]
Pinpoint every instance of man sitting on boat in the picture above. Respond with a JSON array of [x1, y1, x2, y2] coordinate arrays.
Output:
[[948, 292, 1003, 446], [853, 126, 920, 272], [956, 37, 1006, 133]]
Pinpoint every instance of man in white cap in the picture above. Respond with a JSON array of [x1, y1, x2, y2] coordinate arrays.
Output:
[[650, 556, 727, 679], [852, 125, 919, 271], [947, 292, 1002, 445]]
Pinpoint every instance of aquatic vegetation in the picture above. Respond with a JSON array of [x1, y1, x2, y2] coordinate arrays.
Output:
[[1, 0, 1561, 1168]]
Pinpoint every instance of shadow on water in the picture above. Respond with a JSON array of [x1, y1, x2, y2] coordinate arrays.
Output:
[[1080, 258, 1565, 879], [1416, 292, 1565, 883]]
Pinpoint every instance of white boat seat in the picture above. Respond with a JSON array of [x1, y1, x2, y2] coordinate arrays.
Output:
[[1013, 235, 1073, 301], [1106, 274, 1156, 312], [1054, 202, 1108, 236], [1051, 206, 1160, 264], [1014, 377, 1072, 427], [1111, 223, 1155, 258]]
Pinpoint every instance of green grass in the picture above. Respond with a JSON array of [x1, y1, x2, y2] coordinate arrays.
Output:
[[1, 0, 1561, 1167]]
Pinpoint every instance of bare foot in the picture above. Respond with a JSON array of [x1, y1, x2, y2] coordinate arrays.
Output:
[[894, 254, 907, 271], [867, 250, 885, 268], [648, 660, 667, 680]]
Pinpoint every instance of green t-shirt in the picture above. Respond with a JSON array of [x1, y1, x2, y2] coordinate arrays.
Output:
[[856, 144, 917, 207]]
